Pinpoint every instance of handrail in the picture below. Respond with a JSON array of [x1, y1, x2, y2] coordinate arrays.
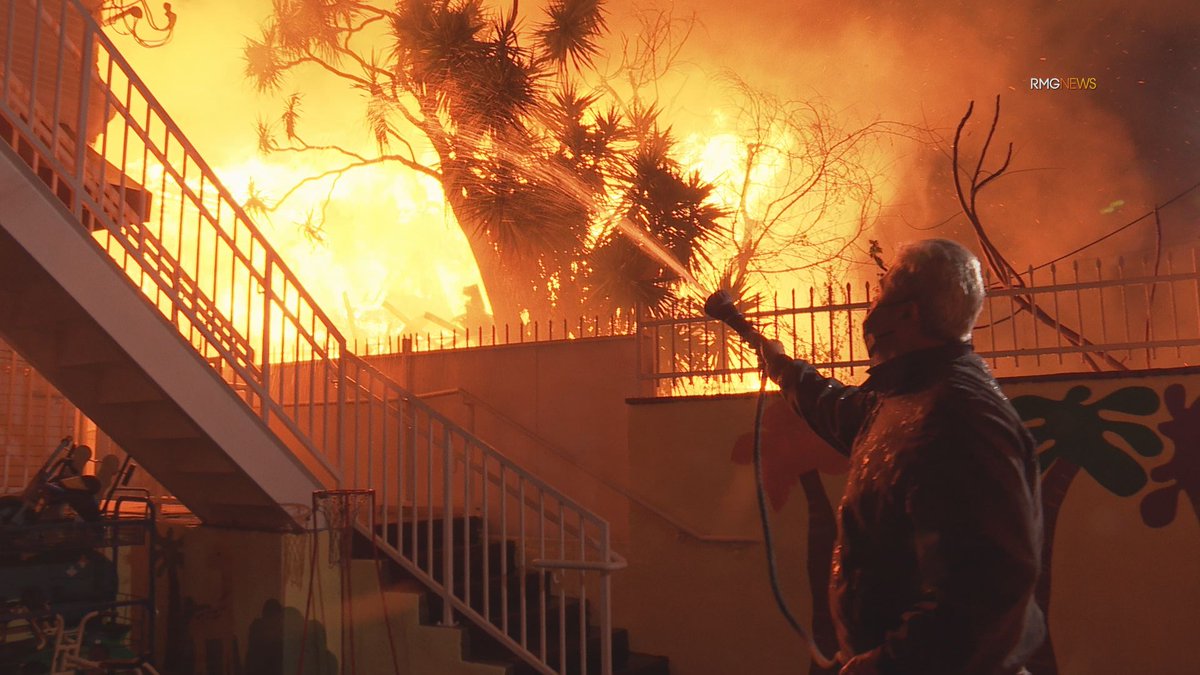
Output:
[[342, 353, 617, 675], [348, 356, 608, 531], [416, 387, 761, 545], [531, 556, 627, 572], [1, 0, 347, 484]]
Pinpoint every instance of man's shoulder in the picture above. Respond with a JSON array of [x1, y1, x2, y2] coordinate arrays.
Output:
[[937, 353, 1013, 406], [924, 358, 1032, 444]]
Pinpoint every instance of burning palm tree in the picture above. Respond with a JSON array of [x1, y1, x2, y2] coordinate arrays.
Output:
[[244, 0, 725, 325]]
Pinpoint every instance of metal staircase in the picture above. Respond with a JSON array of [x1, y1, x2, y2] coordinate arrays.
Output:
[[0, 1, 632, 672]]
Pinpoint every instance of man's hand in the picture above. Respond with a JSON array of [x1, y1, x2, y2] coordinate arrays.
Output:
[[759, 339, 791, 383], [839, 651, 882, 675]]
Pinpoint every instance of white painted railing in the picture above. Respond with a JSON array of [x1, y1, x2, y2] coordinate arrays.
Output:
[[342, 355, 620, 674], [0, 2, 619, 672]]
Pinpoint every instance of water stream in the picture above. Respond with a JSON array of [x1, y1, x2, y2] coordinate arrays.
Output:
[[613, 218, 703, 295]]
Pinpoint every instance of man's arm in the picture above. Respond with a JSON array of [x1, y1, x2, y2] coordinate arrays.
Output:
[[861, 410, 1042, 674], [762, 342, 874, 455]]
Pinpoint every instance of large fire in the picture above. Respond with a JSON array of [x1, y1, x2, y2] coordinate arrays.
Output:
[[100, 5, 489, 348], [97, 2, 886, 358]]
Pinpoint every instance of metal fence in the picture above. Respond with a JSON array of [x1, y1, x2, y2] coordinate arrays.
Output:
[[638, 248, 1200, 394], [0, 345, 79, 493], [328, 310, 639, 358]]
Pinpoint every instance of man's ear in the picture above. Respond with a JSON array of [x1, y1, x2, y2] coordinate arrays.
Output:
[[898, 301, 927, 339]]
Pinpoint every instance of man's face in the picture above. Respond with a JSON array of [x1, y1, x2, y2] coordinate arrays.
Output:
[[862, 269, 922, 365]]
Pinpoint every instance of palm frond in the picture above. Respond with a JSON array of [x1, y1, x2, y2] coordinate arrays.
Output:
[[536, 0, 607, 69], [282, 93, 303, 140], [366, 93, 395, 152], [254, 119, 277, 154], [244, 28, 286, 92]]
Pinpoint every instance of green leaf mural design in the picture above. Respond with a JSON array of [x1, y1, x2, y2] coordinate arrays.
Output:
[[1012, 384, 1162, 675], [1142, 384, 1200, 527], [1014, 385, 1162, 495]]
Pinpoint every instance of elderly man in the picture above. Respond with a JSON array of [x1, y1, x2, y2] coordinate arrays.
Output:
[[762, 239, 1045, 675]]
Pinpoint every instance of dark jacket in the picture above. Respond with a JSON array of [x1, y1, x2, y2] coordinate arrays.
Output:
[[773, 343, 1045, 675]]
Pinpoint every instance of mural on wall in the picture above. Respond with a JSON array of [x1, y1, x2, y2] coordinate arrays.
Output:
[[1011, 385, 1163, 675], [731, 399, 847, 675], [731, 374, 1200, 675], [1142, 384, 1200, 528]]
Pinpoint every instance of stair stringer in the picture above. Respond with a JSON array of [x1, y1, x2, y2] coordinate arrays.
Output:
[[0, 139, 323, 528]]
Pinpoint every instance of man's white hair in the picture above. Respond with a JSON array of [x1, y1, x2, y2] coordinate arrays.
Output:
[[884, 239, 985, 342]]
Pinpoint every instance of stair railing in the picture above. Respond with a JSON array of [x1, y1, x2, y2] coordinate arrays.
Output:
[[1, 0, 346, 484], [341, 354, 621, 675], [420, 387, 761, 545], [0, 2, 622, 672]]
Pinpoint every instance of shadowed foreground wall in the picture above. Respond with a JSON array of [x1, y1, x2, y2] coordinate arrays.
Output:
[[150, 523, 505, 675], [620, 367, 1200, 675]]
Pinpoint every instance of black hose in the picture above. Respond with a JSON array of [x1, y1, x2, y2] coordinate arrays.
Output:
[[753, 347, 842, 671]]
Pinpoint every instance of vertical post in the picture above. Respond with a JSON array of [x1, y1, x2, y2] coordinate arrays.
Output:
[[261, 264, 273, 424], [1029, 266, 1041, 366], [845, 283, 854, 377], [557, 502, 566, 670], [985, 267, 998, 368], [73, 25, 93, 217], [1192, 248, 1200, 347], [27, 0, 43, 121], [463, 441, 471, 611], [634, 303, 644, 393], [578, 512, 587, 675], [442, 426, 454, 626], [1073, 261, 1086, 368], [1051, 264, 1063, 365], [1009, 282, 1021, 368], [361, 369, 371, 490], [599, 522, 613, 675], [519, 479, 527, 648], [3, 0, 16, 105], [1097, 259, 1108, 362], [499, 464, 508, 634], [826, 286, 834, 378], [409, 405, 419, 561], [49, 0, 69, 163], [538, 491, 547, 661], [481, 453, 489, 619], [1165, 253, 1181, 359], [380, 382, 389, 541]]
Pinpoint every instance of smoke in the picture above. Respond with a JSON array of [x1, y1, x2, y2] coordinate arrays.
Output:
[[107, 0, 1199, 331], [644, 0, 1200, 268]]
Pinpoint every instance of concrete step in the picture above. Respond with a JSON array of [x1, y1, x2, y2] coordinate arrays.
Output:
[[361, 517, 669, 675], [467, 625, 632, 675]]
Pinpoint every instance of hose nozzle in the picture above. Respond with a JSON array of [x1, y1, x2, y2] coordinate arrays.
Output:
[[704, 290, 765, 349]]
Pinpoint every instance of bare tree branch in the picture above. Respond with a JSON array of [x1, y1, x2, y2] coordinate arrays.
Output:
[[952, 96, 1124, 371]]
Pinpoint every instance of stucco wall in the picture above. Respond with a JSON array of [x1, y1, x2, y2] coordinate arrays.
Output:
[[620, 367, 1200, 675], [362, 336, 645, 544], [150, 522, 506, 675]]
